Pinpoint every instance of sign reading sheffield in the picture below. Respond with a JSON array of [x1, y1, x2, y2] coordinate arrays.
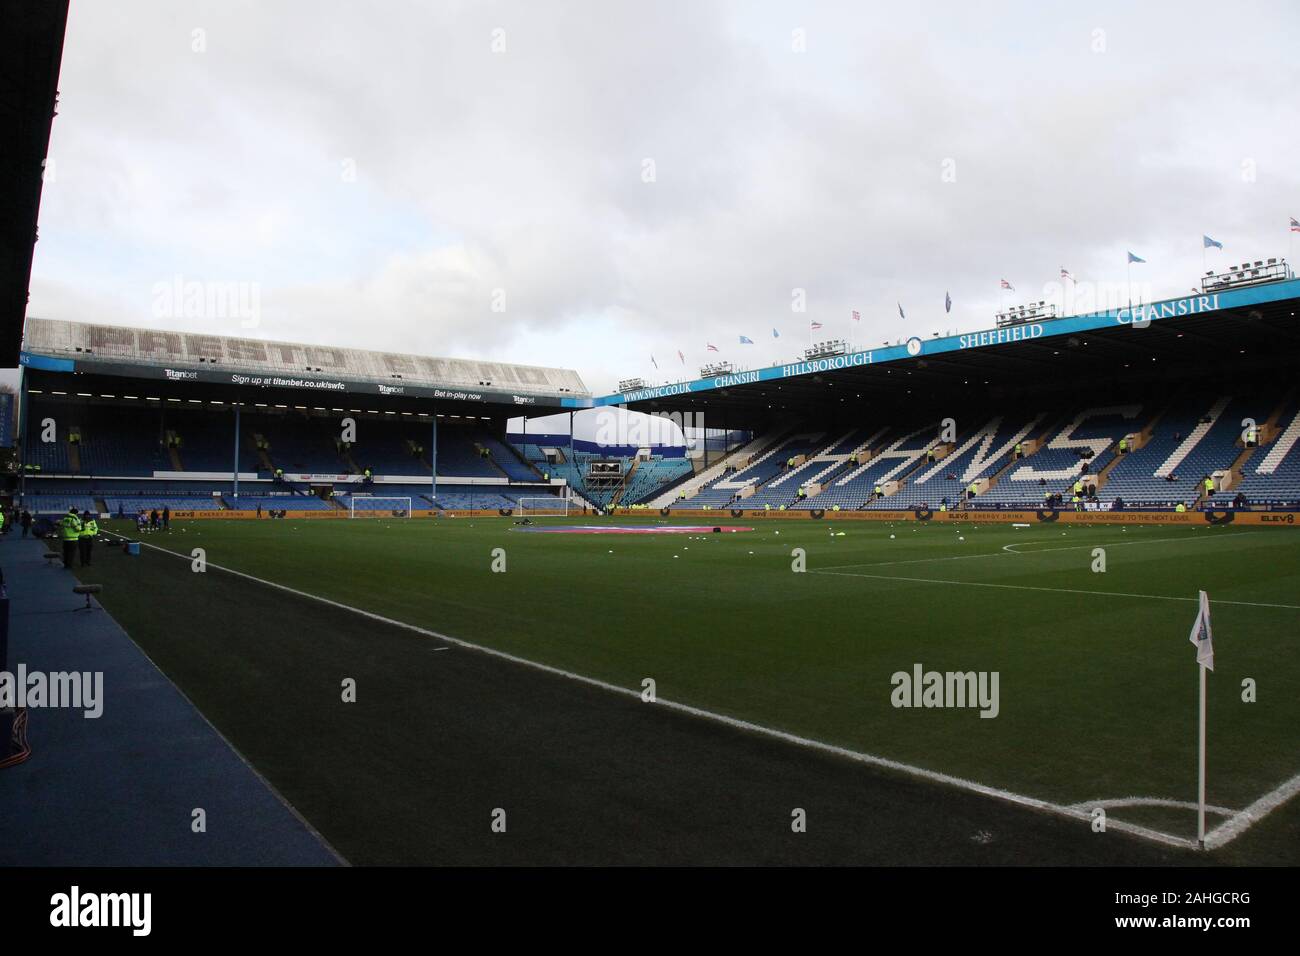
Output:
[[607, 280, 1296, 406]]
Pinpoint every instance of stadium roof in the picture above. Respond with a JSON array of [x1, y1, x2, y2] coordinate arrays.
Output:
[[20, 317, 590, 411], [601, 276, 1300, 424], [0, 0, 69, 365]]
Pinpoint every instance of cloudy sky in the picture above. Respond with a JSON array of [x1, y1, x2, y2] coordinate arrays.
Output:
[[27, 0, 1300, 394]]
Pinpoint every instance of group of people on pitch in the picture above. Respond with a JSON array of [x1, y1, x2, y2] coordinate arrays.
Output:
[[132, 506, 170, 533]]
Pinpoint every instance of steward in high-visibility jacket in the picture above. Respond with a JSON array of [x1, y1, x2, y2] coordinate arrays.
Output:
[[1204, 477, 1214, 494], [1175, 502, 1187, 513], [1118, 437, 1128, 453], [78, 512, 98, 567], [1014, 442, 1023, 458], [57, 508, 82, 569], [1073, 480, 1083, 494]]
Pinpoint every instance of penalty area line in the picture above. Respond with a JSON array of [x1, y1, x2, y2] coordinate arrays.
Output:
[[808, 568, 1300, 611], [111, 532, 1209, 852], [1000, 530, 1263, 555], [815, 530, 1265, 572]]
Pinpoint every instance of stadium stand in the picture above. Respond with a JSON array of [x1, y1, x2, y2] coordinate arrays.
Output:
[[254, 413, 350, 475], [645, 429, 790, 507], [18, 386, 1300, 517], [1099, 395, 1273, 508], [23, 494, 100, 515], [1206, 397, 1300, 508], [224, 494, 339, 512], [672, 432, 827, 509], [619, 457, 694, 505], [868, 415, 1044, 510], [975, 406, 1141, 507]]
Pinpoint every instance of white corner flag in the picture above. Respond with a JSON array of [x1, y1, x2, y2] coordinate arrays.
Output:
[[1188, 590, 1214, 847], [1188, 589, 1214, 671]]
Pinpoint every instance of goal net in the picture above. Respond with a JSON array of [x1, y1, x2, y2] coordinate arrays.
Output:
[[516, 496, 569, 517], [349, 495, 413, 518]]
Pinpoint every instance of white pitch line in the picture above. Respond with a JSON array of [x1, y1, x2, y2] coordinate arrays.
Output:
[[815, 530, 1265, 572], [1203, 772, 1300, 850], [809, 568, 1300, 610], [107, 531, 1296, 852], [1001, 530, 1263, 555], [1067, 796, 1237, 817], [816, 550, 1018, 572]]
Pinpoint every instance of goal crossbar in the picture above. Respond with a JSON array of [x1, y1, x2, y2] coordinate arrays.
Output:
[[349, 495, 414, 518]]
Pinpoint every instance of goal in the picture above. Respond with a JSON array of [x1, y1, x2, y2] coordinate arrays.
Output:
[[516, 496, 569, 517], [349, 495, 413, 519]]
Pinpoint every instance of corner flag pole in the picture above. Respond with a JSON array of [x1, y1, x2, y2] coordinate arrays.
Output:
[[1188, 589, 1214, 848], [1197, 657, 1207, 847]]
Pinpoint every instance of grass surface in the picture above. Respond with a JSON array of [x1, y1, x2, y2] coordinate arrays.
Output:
[[80, 515, 1300, 862]]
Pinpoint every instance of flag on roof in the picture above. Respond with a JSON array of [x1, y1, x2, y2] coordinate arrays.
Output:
[[1187, 590, 1214, 671], [1290, 216, 1300, 233], [706, 343, 719, 352], [810, 320, 824, 330], [851, 310, 860, 322], [1060, 267, 1076, 284], [677, 349, 685, 364], [897, 303, 905, 319], [1000, 278, 1014, 290], [651, 355, 658, 369], [1203, 235, 1223, 250], [944, 291, 952, 313], [772, 327, 780, 338], [1127, 251, 1146, 264], [739, 335, 754, 344]]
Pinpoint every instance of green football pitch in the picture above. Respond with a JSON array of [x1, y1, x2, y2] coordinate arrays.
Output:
[[80, 515, 1300, 864]]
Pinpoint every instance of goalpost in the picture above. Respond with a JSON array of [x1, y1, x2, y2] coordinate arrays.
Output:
[[516, 496, 569, 517], [348, 495, 414, 519]]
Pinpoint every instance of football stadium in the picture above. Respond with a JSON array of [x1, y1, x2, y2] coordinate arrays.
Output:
[[5, 255, 1300, 870], [0, 0, 1297, 934]]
